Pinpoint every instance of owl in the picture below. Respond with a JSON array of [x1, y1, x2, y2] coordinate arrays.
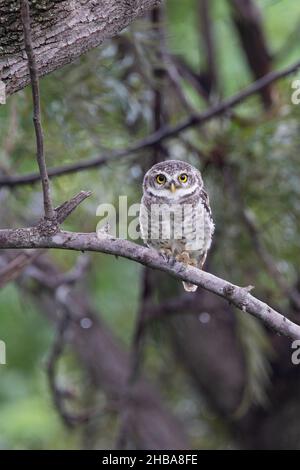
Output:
[[139, 160, 214, 292]]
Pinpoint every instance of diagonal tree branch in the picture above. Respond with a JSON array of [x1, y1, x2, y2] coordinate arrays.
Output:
[[20, 0, 54, 219], [1, 0, 162, 97], [0, 251, 41, 288], [0, 227, 299, 340], [55, 190, 92, 224], [1, 56, 300, 188]]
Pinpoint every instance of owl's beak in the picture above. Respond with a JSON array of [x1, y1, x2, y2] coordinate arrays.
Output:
[[170, 182, 176, 193]]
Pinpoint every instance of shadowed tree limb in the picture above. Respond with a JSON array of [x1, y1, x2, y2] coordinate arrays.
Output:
[[1, 56, 300, 188], [0, 251, 42, 288], [14, 252, 189, 449]]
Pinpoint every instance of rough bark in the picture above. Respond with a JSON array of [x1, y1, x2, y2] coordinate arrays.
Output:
[[0, 0, 161, 96]]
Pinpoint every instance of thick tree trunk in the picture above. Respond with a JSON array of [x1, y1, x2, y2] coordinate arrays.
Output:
[[0, 0, 161, 96]]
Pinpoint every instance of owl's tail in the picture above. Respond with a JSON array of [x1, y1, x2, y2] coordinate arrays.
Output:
[[182, 253, 208, 292], [182, 281, 198, 292]]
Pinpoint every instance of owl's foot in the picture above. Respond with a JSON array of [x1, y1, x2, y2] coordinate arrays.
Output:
[[176, 251, 191, 266], [159, 248, 175, 265], [177, 252, 198, 292], [198, 252, 207, 270]]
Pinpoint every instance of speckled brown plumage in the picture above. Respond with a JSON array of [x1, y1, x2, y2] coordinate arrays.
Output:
[[140, 160, 214, 292]]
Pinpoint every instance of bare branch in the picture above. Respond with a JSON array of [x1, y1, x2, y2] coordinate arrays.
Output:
[[0, 228, 299, 340], [20, 0, 54, 219], [55, 191, 92, 224], [1, 56, 300, 188], [0, 251, 41, 288], [46, 309, 75, 428], [25, 254, 90, 289], [46, 305, 96, 428]]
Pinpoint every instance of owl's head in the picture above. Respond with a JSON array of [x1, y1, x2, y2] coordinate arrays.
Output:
[[143, 160, 203, 199]]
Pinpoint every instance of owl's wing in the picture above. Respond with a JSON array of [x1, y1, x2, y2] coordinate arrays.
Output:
[[200, 188, 213, 221]]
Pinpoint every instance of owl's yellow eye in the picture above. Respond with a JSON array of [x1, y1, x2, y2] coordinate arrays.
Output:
[[156, 174, 166, 185], [178, 173, 188, 183]]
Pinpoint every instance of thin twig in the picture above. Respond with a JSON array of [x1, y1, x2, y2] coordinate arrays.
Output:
[[55, 190, 92, 224], [0, 251, 41, 288], [1, 56, 300, 188], [20, 0, 54, 219], [45, 269, 98, 428], [46, 309, 76, 428], [25, 254, 90, 289]]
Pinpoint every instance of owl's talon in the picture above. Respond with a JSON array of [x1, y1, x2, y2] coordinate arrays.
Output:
[[159, 249, 176, 265], [168, 256, 177, 267], [176, 251, 191, 266]]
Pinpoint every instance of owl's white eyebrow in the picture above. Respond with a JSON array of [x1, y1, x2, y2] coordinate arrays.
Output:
[[153, 172, 168, 177]]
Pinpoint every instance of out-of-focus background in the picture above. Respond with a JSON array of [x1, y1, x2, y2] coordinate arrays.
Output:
[[1, 0, 300, 450]]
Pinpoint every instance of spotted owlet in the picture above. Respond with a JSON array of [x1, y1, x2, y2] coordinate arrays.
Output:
[[139, 160, 214, 292]]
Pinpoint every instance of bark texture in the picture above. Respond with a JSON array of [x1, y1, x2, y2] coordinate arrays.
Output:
[[0, 0, 161, 95]]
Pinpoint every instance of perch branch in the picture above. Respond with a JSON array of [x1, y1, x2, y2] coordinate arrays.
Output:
[[0, 228, 299, 340]]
